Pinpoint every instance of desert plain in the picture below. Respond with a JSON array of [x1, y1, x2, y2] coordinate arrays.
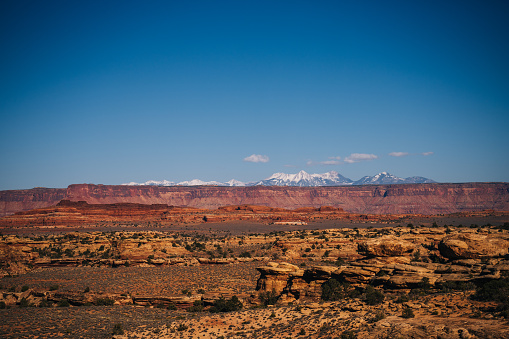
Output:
[[1, 189, 509, 338]]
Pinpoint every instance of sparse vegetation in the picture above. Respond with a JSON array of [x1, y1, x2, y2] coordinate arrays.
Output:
[[401, 306, 415, 318], [321, 278, 352, 301], [95, 297, 114, 306], [210, 296, 243, 313], [472, 276, 509, 317], [111, 323, 124, 335], [259, 289, 279, 306], [187, 300, 204, 312], [363, 285, 385, 305], [57, 299, 70, 307]]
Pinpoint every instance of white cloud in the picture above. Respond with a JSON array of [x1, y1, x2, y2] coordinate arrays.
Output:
[[306, 158, 341, 166], [422, 151, 434, 156], [243, 154, 269, 163], [320, 160, 341, 165], [344, 153, 378, 163], [389, 152, 409, 157]]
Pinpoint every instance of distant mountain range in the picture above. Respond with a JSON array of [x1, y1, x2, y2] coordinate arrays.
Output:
[[124, 171, 436, 187]]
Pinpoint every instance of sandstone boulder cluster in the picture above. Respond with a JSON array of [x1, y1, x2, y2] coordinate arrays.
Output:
[[257, 230, 509, 303], [0, 231, 272, 277]]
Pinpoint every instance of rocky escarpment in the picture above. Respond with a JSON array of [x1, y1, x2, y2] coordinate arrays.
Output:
[[256, 229, 509, 303], [0, 188, 66, 217], [2, 200, 419, 228], [1, 182, 508, 217]]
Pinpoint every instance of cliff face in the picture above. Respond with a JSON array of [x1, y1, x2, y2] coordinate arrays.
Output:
[[0, 188, 67, 217], [64, 183, 509, 214], [1, 183, 508, 217]]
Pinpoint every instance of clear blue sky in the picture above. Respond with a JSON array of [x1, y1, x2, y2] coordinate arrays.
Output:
[[1, 0, 508, 189]]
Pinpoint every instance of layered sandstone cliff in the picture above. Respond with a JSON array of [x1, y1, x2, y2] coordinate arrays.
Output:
[[1, 182, 508, 217], [0, 188, 67, 217]]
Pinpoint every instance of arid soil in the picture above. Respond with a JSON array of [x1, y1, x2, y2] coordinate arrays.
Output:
[[1, 200, 507, 236], [1, 219, 509, 338]]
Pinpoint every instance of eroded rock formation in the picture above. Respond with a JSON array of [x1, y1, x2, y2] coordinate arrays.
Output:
[[1, 182, 508, 217], [256, 228, 509, 303]]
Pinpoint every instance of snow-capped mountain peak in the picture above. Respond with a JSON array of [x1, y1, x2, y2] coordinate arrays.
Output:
[[255, 170, 353, 187], [225, 179, 246, 187], [123, 171, 435, 187], [353, 172, 436, 185], [177, 179, 224, 186], [122, 180, 175, 186]]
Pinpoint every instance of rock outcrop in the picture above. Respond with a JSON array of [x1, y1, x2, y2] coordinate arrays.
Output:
[[438, 233, 509, 259], [358, 236, 415, 257], [0, 187, 66, 217], [256, 227, 509, 303], [1, 182, 508, 217]]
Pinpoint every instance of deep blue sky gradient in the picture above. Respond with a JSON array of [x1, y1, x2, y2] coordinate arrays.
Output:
[[1, 1, 508, 189]]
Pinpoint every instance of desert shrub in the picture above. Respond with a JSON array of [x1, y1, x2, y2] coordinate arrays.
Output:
[[417, 277, 431, 290], [187, 300, 203, 312], [411, 250, 421, 262], [177, 324, 188, 331], [8, 286, 16, 292], [19, 297, 29, 307], [210, 296, 243, 313], [372, 309, 386, 322], [321, 278, 351, 301], [319, 323, 332, 334], [21, 285, 29, 292], [39, 299, 51, 308], [239, 251, 251, 258], [49, 284, 59, 291], [440, 280, 475, 292], [0, 301, 6, 309], [340, 330, 357, 339], [167, 303, 177, 310], [401, 306, 415, 318], [95, 298, 114, 306], [84, 286, 90, 293], [395, 294, 410, 303], [496, 222, 509, 231], [364, 286, 385, 305], [472, 277, 509, 316], [259, 289, 279, 306], [57, 299, 70, 307], [299, 328, 306, 335], [112, 323, 124, 335], [472, 277, 509, 303]]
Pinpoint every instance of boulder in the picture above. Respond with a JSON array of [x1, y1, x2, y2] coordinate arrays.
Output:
[[387, 271, 439, 288], [256, 262, 302, 294], [358, 236, 415, 257], [334, 266, 378, 284], [438, 234, 509, 259]]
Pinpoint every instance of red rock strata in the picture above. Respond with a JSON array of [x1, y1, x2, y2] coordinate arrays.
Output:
[[1, 200, 507, 229], [1, 182, 508, 217], [0, 200, 391, 227], [0, 187, 66, 217]]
